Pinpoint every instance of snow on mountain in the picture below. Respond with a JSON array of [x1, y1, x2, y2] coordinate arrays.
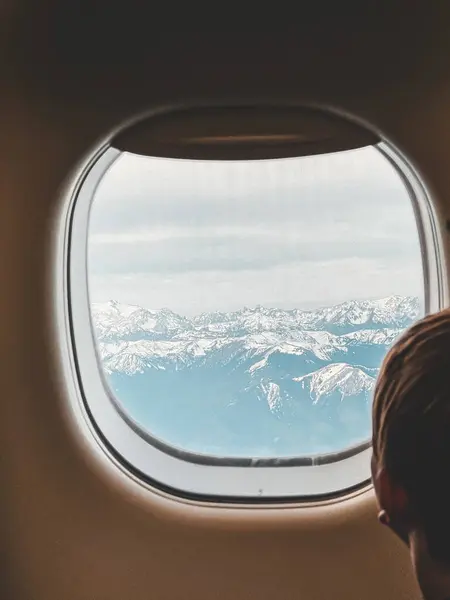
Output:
[[97, 329, 394, 376], [92, 295, 419, 343], [99, 336, 323, 376], [105, 352, 160, 376], [248, 357, 269, 374], [341, 328, 403, 345], [258, 381, 282, 413], [297, 295, 420, 333], [191, 310, 235, 328], [98, 332, 344, 376], [91, 300, 192, 340], [372, 295, 420, 324], [92, 295, 418, 376], [94, 297, 418, 456], [294, 363, 375, 404], [99, 338, 218, 374], [306, 330, 340, 345]]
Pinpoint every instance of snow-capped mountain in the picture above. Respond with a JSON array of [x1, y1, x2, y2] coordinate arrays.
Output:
[[299, 296, 419, 333], [294, 363, 375, 405], [92, 295, 420, 342], [91, 296, 419, 457], [91, 300, 192, 341]]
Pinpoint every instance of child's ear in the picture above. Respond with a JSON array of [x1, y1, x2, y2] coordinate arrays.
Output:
[[376, 467, 408, 518], [375, 467, 411, 545]]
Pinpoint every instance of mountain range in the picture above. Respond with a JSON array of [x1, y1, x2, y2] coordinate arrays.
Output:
[[91, 295, 420, 458]]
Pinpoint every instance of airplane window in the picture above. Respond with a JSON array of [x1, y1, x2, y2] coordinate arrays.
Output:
[[65, 105, 440, 501], [87, 146, 423, 462]]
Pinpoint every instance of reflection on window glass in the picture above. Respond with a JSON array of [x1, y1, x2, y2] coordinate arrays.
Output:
[[87, 147, 423, 458]]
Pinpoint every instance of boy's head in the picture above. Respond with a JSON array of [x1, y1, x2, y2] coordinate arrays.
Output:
[[372, 308, 450, 589]]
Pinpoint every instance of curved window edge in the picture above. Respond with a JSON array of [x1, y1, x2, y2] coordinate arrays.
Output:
[[54, 139, 443, 503]]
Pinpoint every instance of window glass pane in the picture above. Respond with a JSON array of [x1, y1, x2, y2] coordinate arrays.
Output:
[[87, 147, 423, 458]]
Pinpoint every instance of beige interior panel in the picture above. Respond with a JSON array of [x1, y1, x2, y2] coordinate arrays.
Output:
[[2, 3, 450, 599]]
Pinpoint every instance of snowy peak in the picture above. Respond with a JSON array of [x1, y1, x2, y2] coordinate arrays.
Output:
[[341, 328, 403, 345], [91, 301, 191, 340], [294, 363, 375, 404], [302, 295, 420, 333], [92, 295, 420, 343], [259, 380, 282, 413], [92, 295, 417, 375], [93, 296, 418, 456]]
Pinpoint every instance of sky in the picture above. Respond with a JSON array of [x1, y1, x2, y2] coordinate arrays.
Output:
[[88, 146, 423, 315]]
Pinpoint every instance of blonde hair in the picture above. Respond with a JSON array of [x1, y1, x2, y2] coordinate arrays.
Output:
[[372, 308, 450, 564]]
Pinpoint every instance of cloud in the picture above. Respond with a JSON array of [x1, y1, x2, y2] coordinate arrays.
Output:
[[88, 231, 419, 275], [86, 146, 423, 312], [89, 147, 409, 234], [88, 259, 423, 316]]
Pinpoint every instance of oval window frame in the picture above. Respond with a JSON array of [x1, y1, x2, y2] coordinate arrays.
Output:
[[55, 108, 444, 503]]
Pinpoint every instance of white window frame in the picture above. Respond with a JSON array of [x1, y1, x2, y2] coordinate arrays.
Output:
[[55, 139, 444, 502]]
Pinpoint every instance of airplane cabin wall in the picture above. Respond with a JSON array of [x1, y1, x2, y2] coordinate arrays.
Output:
[[1, 4, 450, 599]]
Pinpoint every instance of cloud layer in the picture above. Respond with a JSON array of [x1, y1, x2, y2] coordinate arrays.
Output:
[[88, 147, 423, 314]]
